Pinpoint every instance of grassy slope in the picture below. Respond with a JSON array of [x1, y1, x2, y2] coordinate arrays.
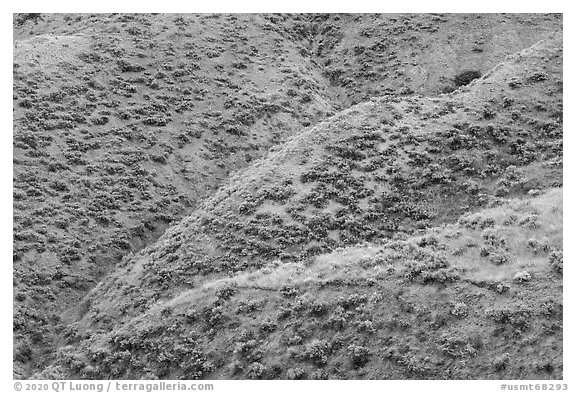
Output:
[[44, 189, 563, 380], [310, 13, 562, 104], [13, 13, 340, 377], [35, 31, 563, 379], [13, 14, 561, 378]]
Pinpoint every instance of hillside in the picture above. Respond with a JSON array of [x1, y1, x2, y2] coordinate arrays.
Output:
[[27, 29, 563, 380], [309, 13, 561, 103], [13, 13, 338, 378], [13, 14, 562, 379], [39, 189, 564, 379]]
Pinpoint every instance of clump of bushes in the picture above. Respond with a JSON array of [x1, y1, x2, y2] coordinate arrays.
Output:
[[286, 367, 306, 379], [15, 13, 43, 26], [489, 250, 510, 266], [493, 353, 511, 371], [246, 362, 267, 379], [348, 344, 371, 367], [514, 271, 532, 283], [450, 302, 468, 318], [117, 59, 145, 73], [437, 334, 478, 358], [299, 339, 332, 365], [454, 70, 482, 87], [485, 306, 532, 331], [548, 250, 563, 275]]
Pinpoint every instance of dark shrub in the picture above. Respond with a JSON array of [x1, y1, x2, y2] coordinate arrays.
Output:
[[16, 13, 43, 26], [549, 250, 563, 275], [348, 344, 371, 367], [454, 71, 482, 87]]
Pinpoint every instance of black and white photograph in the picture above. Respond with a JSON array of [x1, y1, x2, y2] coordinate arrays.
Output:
[[7, 5, 570, 391]]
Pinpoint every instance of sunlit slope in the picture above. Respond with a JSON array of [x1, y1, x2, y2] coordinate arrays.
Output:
[[44, 189, 562, 379]]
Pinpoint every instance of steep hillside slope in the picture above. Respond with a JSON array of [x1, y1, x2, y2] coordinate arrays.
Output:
[[42, 189, 563, 379], [13, 13, 562, 379], [13, 13, 338, 378], [309, 13, 562, 104], [33, 31, 562, 379]]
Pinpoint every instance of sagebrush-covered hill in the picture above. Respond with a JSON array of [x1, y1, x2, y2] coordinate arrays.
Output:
[[43, 188, 563, 379], [13, 13, 562, 379]]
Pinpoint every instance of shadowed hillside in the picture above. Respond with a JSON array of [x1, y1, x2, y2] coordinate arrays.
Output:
[[13, 13, 562, 379]]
